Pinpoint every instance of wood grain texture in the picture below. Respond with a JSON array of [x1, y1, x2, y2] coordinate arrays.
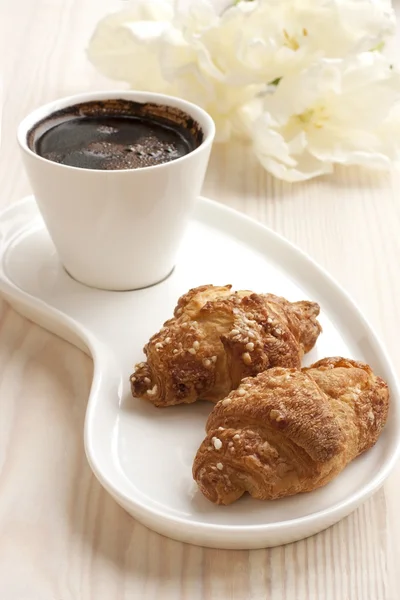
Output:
[[0, 0, 400, 598]]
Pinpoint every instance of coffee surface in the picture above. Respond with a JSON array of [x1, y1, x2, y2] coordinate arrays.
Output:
[[34, 115, 196, 170], [28, 99, 203, 170]]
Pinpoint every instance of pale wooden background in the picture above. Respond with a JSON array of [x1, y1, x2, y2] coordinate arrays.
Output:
[[1, 1, 400, 598]]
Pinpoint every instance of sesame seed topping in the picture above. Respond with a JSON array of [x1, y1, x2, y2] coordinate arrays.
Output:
[[222, 398, 232, 406], [237, 388, 246, 396], [211, 355, 217, 363], [216, 463, 224, 470], [155, 342, 163, 349], [203, 358, 211, 368], [192, 321, 198, 326], [147, 384, 158, 396], [233, 434, 240, 440], [248, 331, 256, 339], [135, 362, 145, 369], [232, 308, 239, 314], [165, 337, 171, 344], [246, 342, 255, 351], [231, 329, 240, 335], [267, 317, 273, 324], [228, 442, 233, 447], [193, 341, 200, 350], [270, 409, 284, 422], [144, 377, 151, 384], [188, 348, 196, 355], [212, 437, 223, 450], [131, 376, 136, 382], [207, 446, 213, 451], [182, 322, 188, 328], [275, 328, 282, 335], [173, 349, 179, 354], [176, 308, 182, 315], [242, 352, 252, 365], [230, 447, 235, 453]]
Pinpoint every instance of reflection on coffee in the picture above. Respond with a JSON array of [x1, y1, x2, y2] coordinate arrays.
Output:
[[28, 99, 204, 170]]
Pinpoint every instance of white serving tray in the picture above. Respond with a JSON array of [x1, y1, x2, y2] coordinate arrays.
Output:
[[0, 196, 399, 550]]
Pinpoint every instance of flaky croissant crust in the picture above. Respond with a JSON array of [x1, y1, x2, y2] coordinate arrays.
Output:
[[130, 284, 322, 407], [192, 357, 389, 505]]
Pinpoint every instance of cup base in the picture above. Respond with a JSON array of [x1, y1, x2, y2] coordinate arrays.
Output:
[[63, 264, 176, 292]]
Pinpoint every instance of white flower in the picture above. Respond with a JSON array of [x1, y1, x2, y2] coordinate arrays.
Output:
[[87, 0, 400, 177], [87, 0, 176, 93], [162, 0, 396, 140], [172, 0, 396, 86], [248, 52, 400, 182]]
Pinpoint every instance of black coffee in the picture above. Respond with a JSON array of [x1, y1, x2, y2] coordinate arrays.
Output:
[[28, 99, 203, 170]]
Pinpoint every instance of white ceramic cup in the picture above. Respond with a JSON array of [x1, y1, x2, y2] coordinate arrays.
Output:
[[17, 91, 215, 291]]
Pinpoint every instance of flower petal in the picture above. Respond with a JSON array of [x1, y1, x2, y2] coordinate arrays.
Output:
[[249, 52, 400, 180], [87, 3, 174, 91]]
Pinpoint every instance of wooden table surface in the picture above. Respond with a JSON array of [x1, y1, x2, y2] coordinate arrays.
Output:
[[1, 1, 400, 598]]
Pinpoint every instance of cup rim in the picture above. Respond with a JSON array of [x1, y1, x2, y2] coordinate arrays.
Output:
[[17, 90, 216, 175]]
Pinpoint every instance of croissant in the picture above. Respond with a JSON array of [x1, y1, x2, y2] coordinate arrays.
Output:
[[130, 284, 322, 407], [192, 357, 389, 505]]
